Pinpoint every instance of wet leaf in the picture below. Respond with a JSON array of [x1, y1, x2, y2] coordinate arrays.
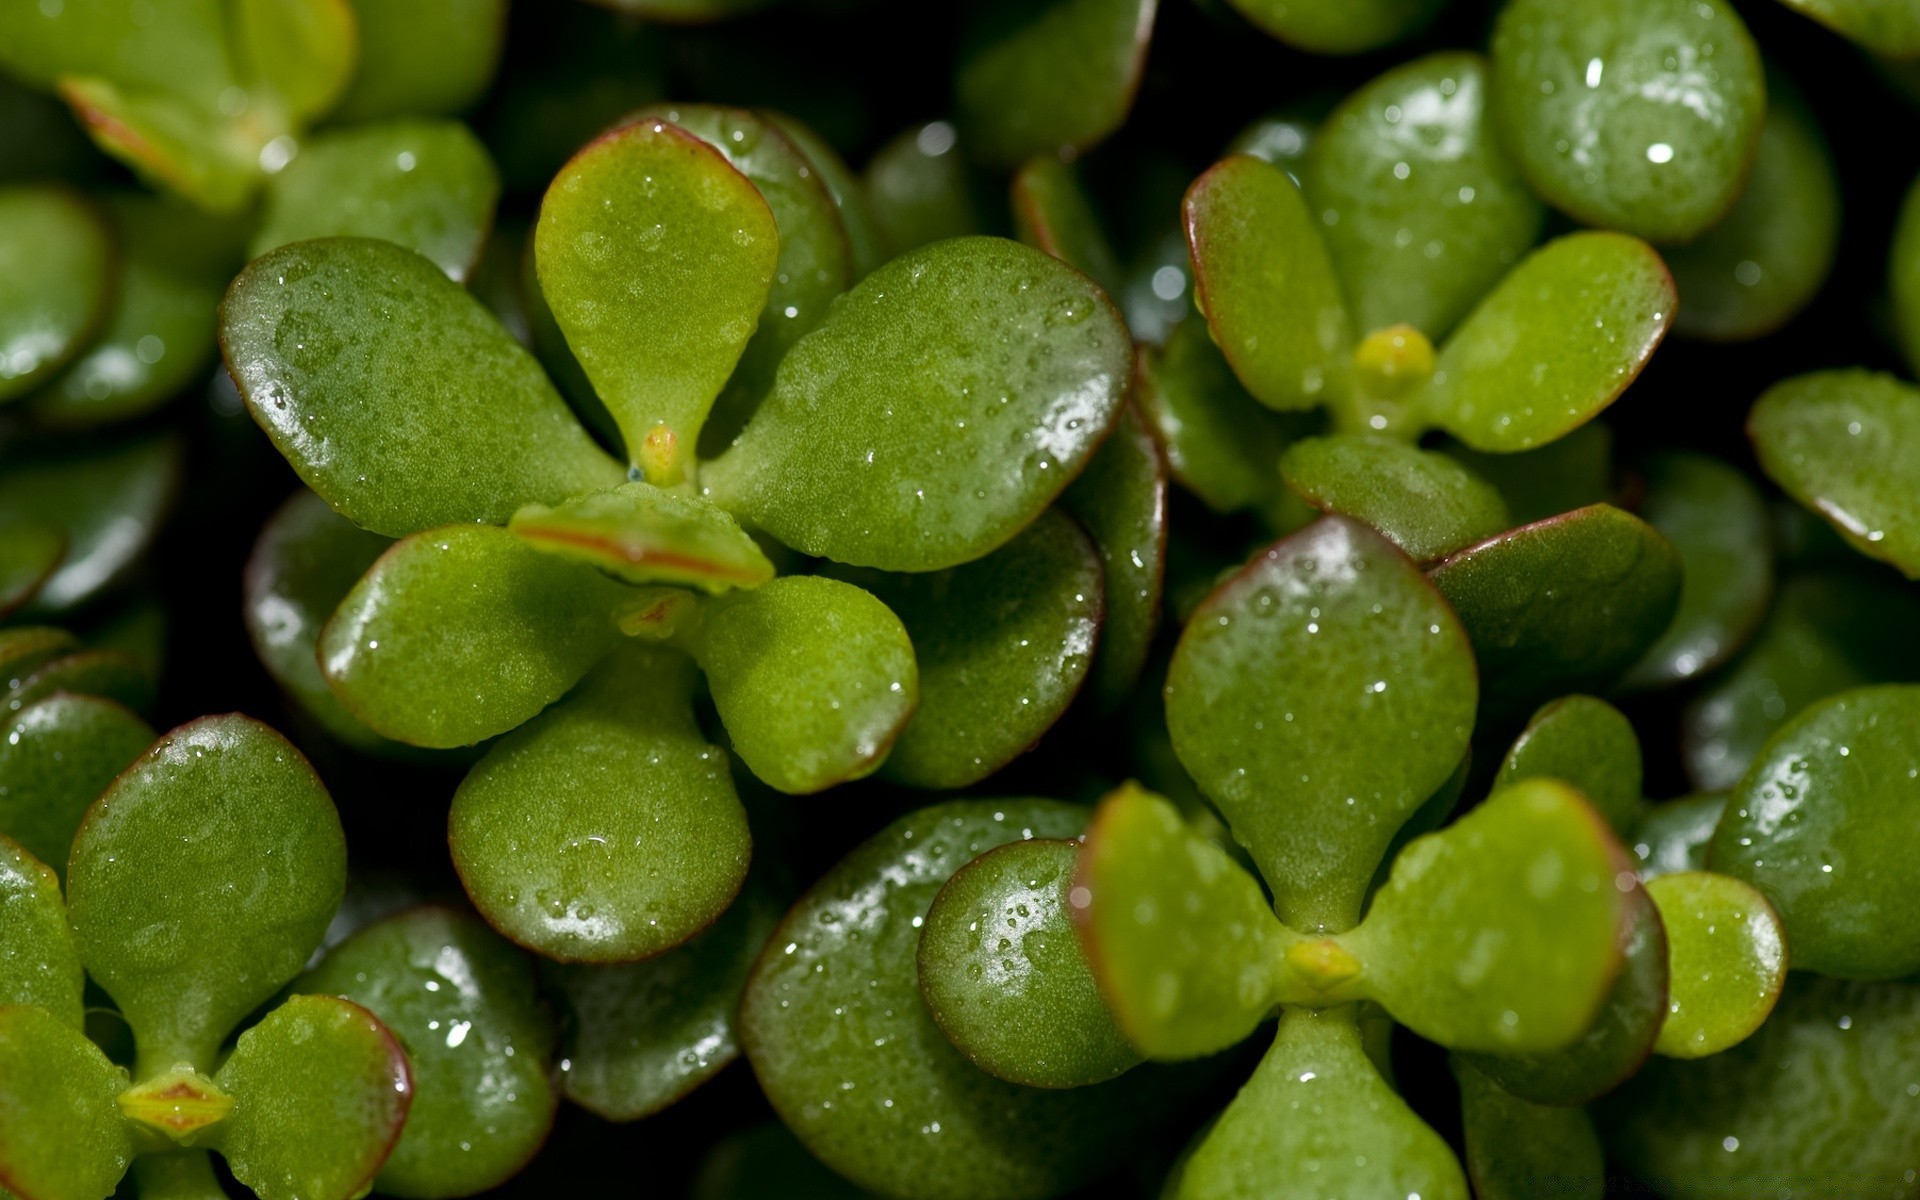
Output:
[[955, 0, 1155, 165], [0, 1004, 134, 1200], [1497, 694, 1644, 834], [862, 121, 983, 257], [509, 482, 773, 593], [0, 695, 152, 877], [1632, 794, 1725, 880], [0, 185, 111, 403], [1645, 871, 1785, 1059], [0, 836, 84, 1028], [1220, 0, 1444, 53], [332, 0, 506, 122], [1280, 434, 1511, 563], [1061, 406, 1167, 707], [1454, 1056, 1604, 1200], [0, 435, 179, 615], [1011, 157, 1122, 293]]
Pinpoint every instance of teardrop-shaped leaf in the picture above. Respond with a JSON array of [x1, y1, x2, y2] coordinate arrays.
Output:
[[1454, 1056, 1604, 1200], [1073, 784, 1290, 1060], [1220, 0, 1443, 52], [0, 836, 84, 1028], [1061, 405, 1167, 707], [222, 237, 623, 537], [509, 482, 773, 593], [296, 907, 558, 1198], [1420, 233, 1673, 452], [954, 0, 1155, 165], [1011, 156, 1122, 292], [0, 1004, 134, 1200], [1429, 504, 1681, 710], [0, 435, 180, 615], [705, 236, 1130, 572], [1349, 778, 1631, 1054], [214, 994, 412, 1200], [8, 649, 153, 715], [0, 695, 152, 877], [920, 838, 1140, 1089], [1711, 685, 1920, 979], [862, 121, 984, 258], [0, 185, 111, 404], [1497, 694, 1644, 834], [1183, 155, 1352, 412], [1303, 52, 1545, 339], [1781, 0, 1920, 57], [1488, 0, 1766, 243], [0, 523, 62, 616], [1281, 434, 1512, 563], [1633, 793, 1725, 880], [1166, 515, 1477, 930], [330, 0, 506, 122], [1645, 871, 1785, 1059], [691, 575, 917, 795], [253, 119, 500, 283], [448, 645, 749, 963], [320, 523, 634, 749]]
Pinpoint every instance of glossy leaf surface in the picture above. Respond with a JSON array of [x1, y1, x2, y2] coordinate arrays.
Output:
[[1011, 157, 1121, 292], [332, 0, 506, 121], [1221, 0, 1443, 53], [1061, 406, 1166, 707], [1280, 434, 1511, 563], [1497, 694, 1644, 834], [1135, 320, 1304, 518], [862, 122, 983, 257], [955, 0, 1155, 165], [0, 836, 84, 1028], [0, 185, 110, 403], [1455, 1056, 1604, 1200], [0, 695, 153, 876], [0, 1005, 133, 1200], [1633, 794, 1725, 881], [1646, 871, 1785, 1059], [509, 482, 773, 593], [0, 436, 179, 615]]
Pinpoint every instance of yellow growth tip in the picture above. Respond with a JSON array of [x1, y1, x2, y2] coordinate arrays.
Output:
[[119, 1066, 233, 1141], [1285, 938, 1363, 992], [638, 423, 685, 488], [1352, 324, 1436, 398]]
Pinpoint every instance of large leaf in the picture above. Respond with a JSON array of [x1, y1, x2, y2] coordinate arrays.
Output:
[[1645, 871, 1785, 1059], [0, 836, 84, 1028], [955, 0, 1156, 165], [0, 695, 153, 876], [0, 1005, 134, 1200], [0, 185, 111, 403]]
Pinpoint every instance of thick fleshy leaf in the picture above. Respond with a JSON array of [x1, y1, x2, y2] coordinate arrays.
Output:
[[919, 838, 1139, 1089], [223, 237, 623, 536], [1454, 1056, 1604, 1200], [1220, 0, 1444, 53], [297, 907, 558, 1198], [691, 576, 917, 795], [704, 236, 1130, 572], [67, 715, 345, 1069], [1061, 406, 1166, 707], [1497, 694, 1644, 834], [534, 117, 777, 474], [766, 112, 887, 280], [1440, 421, 1614, 525], [320, 524, 634, 748], [0, 1005, 134, 1200], [855, 510, 1101, 789], [1280, 434, 1511, 563], [1349, 778, 1631, 1054], [546, 881, 778, 1121], [253, 120, 500, 283], [1169, 1010, 1467, 1200], [1621, 452, 1773, 689], [1428, 504, 1682, 710], [1303, 52, 1545, 339], [1778, 0, 1920, 56], [0, 695, 152, 876], [1183, 155, 1352, 412], [448, 645, 749, 963], [1632, 794, 1725, 880], [0, 435, 179, 615], [227, 0, 356, 125], [129, 1153, 227, 1200], [0, 523, 62, 616], [862, 121, 984, 258], [6, 649, 153, 715], [1710, 686, 1920, 979], [509, 482, 772, 593], [55, 77, 260, 213], [1073, 784, 1290, 1060], [1011, 157, 1122, 293], [0, 628, 81, 690], [214, 994, 412, 1200], [1645, 871, 1786, 1059], [0, 185, 111, 404], [332, 0, 506, 121], [1488, 0, 1766, 243], [1420, 233, 1673, 452], [954, 0, 1155, 165], [1166, 515, 1477, 930], [0, 836, 84, 1028]]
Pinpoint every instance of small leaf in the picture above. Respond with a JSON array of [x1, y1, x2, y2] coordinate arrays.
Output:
[[0, 435, 180, 615], [1183, 154, 1352, 411], [0, 1004, 134, 1200], [55, 78, 260, 212], [920, 838, 1140, 1089], [705, 237, 1130, 572], [1632, 794, 1725, 880], [1073, 784, 1290, 1060], [1220, 0, 1444, 52], [214, 995, 412, 1200], [331, 0, 506, 122], [8, 649, 153, 715], [1454, 1056, 1604, 1200], [222, 237, 623, 536], [954, 0, 1155, 165], [1011, 156, 1122, 293], [1711, 685, 1920, 979], [691, 575, 917, 795], [1777, 0, 1920, 56], [1497, 694, 1644, 834], [509, 482, 773, 594], [448, 645, 749, 963], [320, 523, 634, 748], [1420, 232, 1674, 452], [534, 116, 778, 474], [297, 907, 558, 1198], [0, 185, 111, 403], [1645, 871, 1786, 1059], [1349, 778, 1631, 1054], [1489, 0, 1766, 243], [1166, 515, 1477, 930], [1280, 434, 1512, 563], [66, 715, 345, 1068], [0, 836, 84, 1028], [862, 121, 983, 258], [0, 695, 152, 876], [0, 523, 63, 617], [1061, 405, 1167, 707]]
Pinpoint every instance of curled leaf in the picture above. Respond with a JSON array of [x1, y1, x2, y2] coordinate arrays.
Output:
[[510, 482, 773, 593], [1646, 871, 1785, 1059]]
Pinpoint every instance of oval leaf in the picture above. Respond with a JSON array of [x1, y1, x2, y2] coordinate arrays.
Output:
[[0, 836, 84, 1029], [954, 0, 1155, 165], [0, 185, 110, 403], [1646, 871, 1786, 1059], [0, 435, 180, 615], [0, 695, 153, 876], [0, 1005, 134, 1200], [1280, 434, 1512, 563], [1061, 404, 1167, 707], [1497, 694, 1644, 835], [509, 482, 773, 593]]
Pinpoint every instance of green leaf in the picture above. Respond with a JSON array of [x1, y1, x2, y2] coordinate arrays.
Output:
[[0, 523, 62, 616], [66, 715, 345, 1069], [1303, 52, 1545, 340], [1420, 232, 1674, 452], [319, 523, 634, 748], [1632, 793, 1725, 880], [213, 994, 411, 1200], [55, 78, 260, 213], [0, 1005, 134, 1200], [1073, 784, 1291, 1060], [509, 482, 773, 593], [7, 649, 154, 716], [447, 645, 749, 963], [919, 837, 1140, 1088], [954, 0, 1155, 165], [1489, 0, 1766, 243], [0, 836, 84, 1028], [1349, 778, 1631, 1054], [545, 880, 778, 1121], [0, 0, 232, 109], [862, 121, 984, 258], [227, 0, 356, 125], [1778, 0, 1920, 55], [1645, 871, 1785, 1059], [331, 0, 505, 122], [1280, 434, 1512, 563], [1011, 156, 1122, 293], [1891, 171, 1920, 378], [0, 628, 81, 689], [0, 696, 152, 877], [852, 510, 1101, 789], [1621, 452, 1773, 689], [0, 185, 111, 404], [706, 237, 1129, 572], [1440, 421, 1614, 525], [129, 1151, 227, 1200], [1711, 685, 1920, 979], [691, 1122, 870, 1200], [253, 119, 500, 283], [1453, 1056, 1604, 1200], [690, 576, 917, 795], [1497, 694, 1644, 834], [0, 436, 179, 615], [534, 116, 778, 476], [766, 112, 887, 280], [296, 907, 558, 1198], [1166, 515, 1477, 930], [1183, 155, 1352, 412], [1220, 0, 1444, 53], [1061, 405, 1167, 707], [1428, 504, 1682, 710], [222, 237, 623, 536], [1750, 370, 1920, 578]]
